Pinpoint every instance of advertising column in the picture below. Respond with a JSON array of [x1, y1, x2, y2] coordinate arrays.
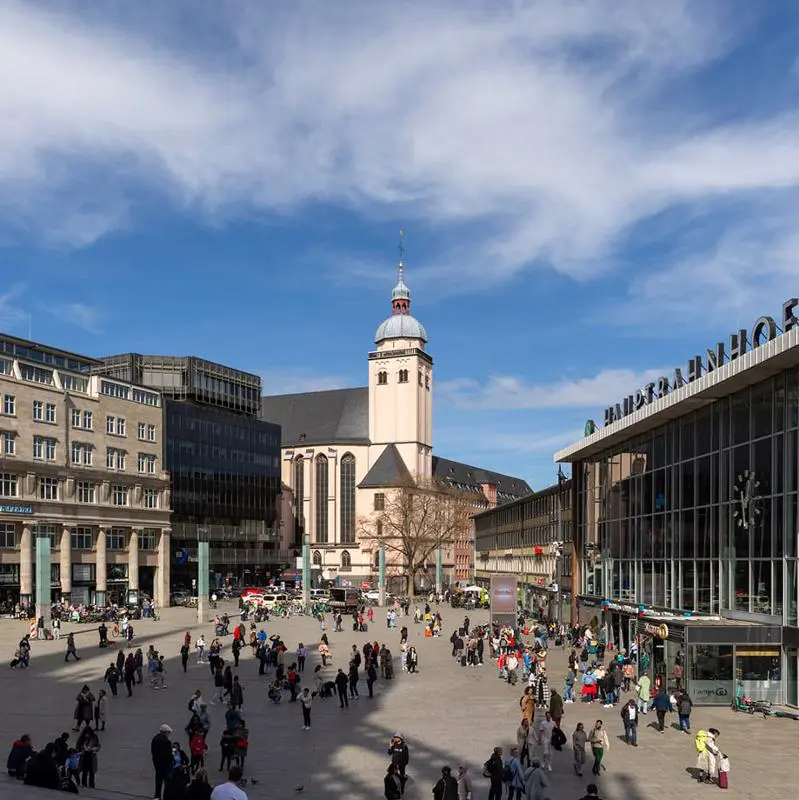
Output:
[[34, 527, 52, 628], [490, 574, 518, 629]]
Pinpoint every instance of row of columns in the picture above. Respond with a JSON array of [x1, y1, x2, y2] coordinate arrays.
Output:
[[18, 523, 170, 607]]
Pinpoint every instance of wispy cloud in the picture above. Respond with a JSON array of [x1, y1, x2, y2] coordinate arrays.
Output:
[[40, 302, 103, 334], [439, 369, 667, 410], [260, 369, 351, 395], [0, 0, 792, 310], [0, 283, 28, 331]]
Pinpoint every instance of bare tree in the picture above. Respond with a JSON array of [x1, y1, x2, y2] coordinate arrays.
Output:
[[358, 475, 475, 597]]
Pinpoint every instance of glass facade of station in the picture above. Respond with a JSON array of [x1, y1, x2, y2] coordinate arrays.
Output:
[[574, 367, 799, 706]]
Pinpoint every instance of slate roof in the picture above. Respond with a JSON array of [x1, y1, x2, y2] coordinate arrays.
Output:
[[432, 456, 532, 504], [260, 387, 369, 447], [358, 444, 413, 488]]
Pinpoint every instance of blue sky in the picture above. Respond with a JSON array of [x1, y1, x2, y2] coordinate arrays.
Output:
[[2, 1, 799, 489]]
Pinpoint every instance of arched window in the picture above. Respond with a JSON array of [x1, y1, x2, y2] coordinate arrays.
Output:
[[378, 371, 387, 385], [312, 550, 322, 566], [293, 456, 305, 532], [340, 453, 356, 544], [398, 369, 408, 383], [341, 550, 352, 570], [315, 454, 328, 543]]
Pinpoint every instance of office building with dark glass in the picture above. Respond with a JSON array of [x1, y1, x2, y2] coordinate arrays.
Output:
[[556, 299, 799, 707], [97, 354, 282, 590]]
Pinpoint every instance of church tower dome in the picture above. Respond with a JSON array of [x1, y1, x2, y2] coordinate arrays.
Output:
[[375, 252, 428, 344]]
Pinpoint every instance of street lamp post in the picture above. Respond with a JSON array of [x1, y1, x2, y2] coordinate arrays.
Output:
[[378, 545, 386, 607], [301, 533, 310, 608], [556, 467, 567, 626], [197, 527, 209, 625]]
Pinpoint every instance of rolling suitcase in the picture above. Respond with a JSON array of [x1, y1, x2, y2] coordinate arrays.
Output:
[[718, 771, 728, 790]]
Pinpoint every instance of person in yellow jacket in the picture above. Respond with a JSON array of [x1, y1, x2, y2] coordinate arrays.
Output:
[[636, 674, 651, 714]]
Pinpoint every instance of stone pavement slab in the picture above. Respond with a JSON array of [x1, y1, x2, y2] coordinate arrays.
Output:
[[0, 606, 795, 799]]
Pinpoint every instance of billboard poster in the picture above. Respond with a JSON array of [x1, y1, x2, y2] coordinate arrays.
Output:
[[490, 574, 518, 627]]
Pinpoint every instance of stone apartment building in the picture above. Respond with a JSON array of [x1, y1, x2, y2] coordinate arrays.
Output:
[[0, 334, 171, 608]]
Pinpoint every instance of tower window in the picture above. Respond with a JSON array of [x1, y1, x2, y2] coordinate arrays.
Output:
[[418, 372, 423, 386], [377, 371, 388, 385], [425, 376, 430, 390], [398, 369, 408, 383]]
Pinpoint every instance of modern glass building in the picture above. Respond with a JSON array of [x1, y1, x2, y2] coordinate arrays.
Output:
[[97, 354, 283, 590], [556, 300, 799, 706]]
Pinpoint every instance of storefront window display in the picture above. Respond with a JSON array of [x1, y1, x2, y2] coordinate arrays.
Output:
[[736, 648, 781, 703], [688, 644, 734, 704]]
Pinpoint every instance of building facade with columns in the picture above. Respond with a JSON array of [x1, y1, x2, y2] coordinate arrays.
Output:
[[261, 258, 531, 590], [0, 334, 171, 609]]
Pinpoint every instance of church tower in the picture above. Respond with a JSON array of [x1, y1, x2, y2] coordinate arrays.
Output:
[[368, 247, 433, 479]]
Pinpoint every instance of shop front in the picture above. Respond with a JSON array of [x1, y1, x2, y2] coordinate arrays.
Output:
[[636, 618, 687, 695]]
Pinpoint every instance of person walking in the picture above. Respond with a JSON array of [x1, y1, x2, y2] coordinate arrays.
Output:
[[620, 699, 638, 746], [65, 633, 80, 662], [104, 662, 120, 697], [366, 660, 378, 698], [348, 659, 360, 699], [300, 687, 313, 730], [95, 690, 108, 731], [75, 724, 100, 788], [385, 763, 403, 800], [151, 724, 173, 800], [335, 669, 349, 709], [504, 746, 525, 800], [124, 653, 136, 697], [73, 686, 95, 731], [432, 766, 458, 800], [636, 673, 651, 715], [650, 687, 672, 733], [180, 641, 190, 673], [484, 747, 503, 800], [676, 689, 693, 733], [230, 676, 244, 710], [456, 764, 472, 800], [588, 720, 609, 777], [534, 711, 556, 772], [522, 758, 548, 800], [296, 643, 307, 674], [388, 733, 410, 793], [572, 722, 587, 777]]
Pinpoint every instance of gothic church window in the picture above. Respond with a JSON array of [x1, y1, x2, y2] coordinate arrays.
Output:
[[398, 369, 408, 383], [378, 371, 388, 385], [340, 453, 356, 544], [315, 454, 328, 543]]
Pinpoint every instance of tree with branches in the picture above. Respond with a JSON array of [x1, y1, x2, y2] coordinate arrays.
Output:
[[358, 475, 476, 597]]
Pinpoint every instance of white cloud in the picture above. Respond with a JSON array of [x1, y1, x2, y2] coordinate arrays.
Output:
[[259, 370, 350, 395], [40, 302, 103, 333], [0, 0, 795, 316], [0, 284, 28, 331], [439, 369, 666, 410]]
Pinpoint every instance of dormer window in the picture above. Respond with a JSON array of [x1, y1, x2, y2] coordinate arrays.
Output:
[[377, 371, 388, 385]]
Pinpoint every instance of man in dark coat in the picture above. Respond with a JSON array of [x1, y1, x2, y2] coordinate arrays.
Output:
[[432, 765, 458, 800], [388, 733, 410, 792], [150, 724, 173, 800]]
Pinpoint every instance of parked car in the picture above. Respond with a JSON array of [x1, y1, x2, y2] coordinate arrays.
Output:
[[171, 590, 191, 606]]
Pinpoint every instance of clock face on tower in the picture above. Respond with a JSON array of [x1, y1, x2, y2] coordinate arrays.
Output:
[[733, 470, 761, 530]]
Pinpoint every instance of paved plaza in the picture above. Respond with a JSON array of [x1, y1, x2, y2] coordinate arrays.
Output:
[[0, 605, 795, 799]]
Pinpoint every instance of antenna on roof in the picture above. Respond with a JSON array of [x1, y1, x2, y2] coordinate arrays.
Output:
[[397, 230, 405, 283]]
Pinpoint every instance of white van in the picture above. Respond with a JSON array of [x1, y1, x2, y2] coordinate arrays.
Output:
[[262, 592, 289, 609]]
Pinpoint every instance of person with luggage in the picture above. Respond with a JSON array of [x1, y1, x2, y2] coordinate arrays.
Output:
[[694, 728, 720, 785]]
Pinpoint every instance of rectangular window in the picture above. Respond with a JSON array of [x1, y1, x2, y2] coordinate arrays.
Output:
[[147, 424, 156, 442], [0, 473, 17, 497], [138, 422, 146, 440], [106, 528, 125, 550], [71, 527, 93, 550], [106, 415, 115, 434], [100, 380, 129, 400], [3, 395, 14, 415], [0, 358, 12, 375], [138, 453, 156, 474], [112, 485, 128, 506], [77, 481, 95, 504], [84, 445, 93, 466], [2, 432, 15, 456], [116, 417, 126, 436], [0, 523, 15, 548], [39, 477, 59, 500], [143, 489, 159, 509], [45, 439, 56, 461], [107, 448, 125, 470], [139, 528, 158, 550], [33, 436, 43, 459], [72, 442, 81, 464], [33, 400, 43, 421], [71, 408, 81, 428], [132, 388, 160, 406], [45, 403, 56, 423], [60, 373, 88, 393], [374, 493, 385, 511], [83, 410, 93, 429], [20, 364, 54, 385]]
